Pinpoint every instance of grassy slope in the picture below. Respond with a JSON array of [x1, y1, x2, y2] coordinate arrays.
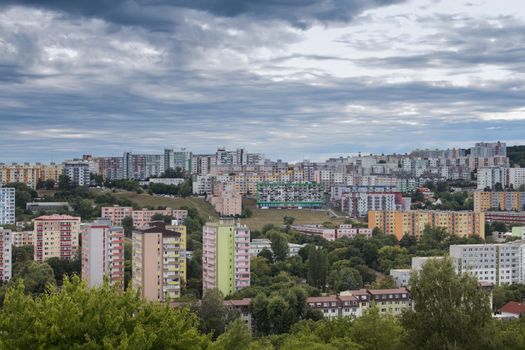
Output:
[[111, 192, 348, 231], [111, 192, 219, 220], [239, 198, 347, 231]]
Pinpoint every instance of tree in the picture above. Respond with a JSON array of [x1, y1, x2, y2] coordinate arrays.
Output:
[[0, 276, 209, 349], [307, 247, 328, 291], [402, 258, 492, 350], [377, 246, 410, 273], [328, 266, 363, 292], [372, 275, 396, 289], [269, 230, 289, 262], [257, 248, 274, 263], [350, 306, 405, 350], [122, 216, 133, 237], [210, 319, 253, 350], [46, 256, 81, 286], [199, 289, 228, 338], [283, 216, 295, 232]]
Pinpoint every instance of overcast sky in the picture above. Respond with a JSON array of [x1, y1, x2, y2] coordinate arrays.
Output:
[[1, 0, 524, 162]]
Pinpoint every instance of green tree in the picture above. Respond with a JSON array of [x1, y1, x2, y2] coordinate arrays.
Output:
[[377, 246, 410, 273], [402, 258, 492, 350], [0, 276, 209, 349], [350, 306, 405, 350], [122, 216, 133, 237], [328, 266, 363, 292], [199, 289, 228, 338], [210, 319, 253, 350], [307, 247, 329, 291], [269, 230, 289, 262]]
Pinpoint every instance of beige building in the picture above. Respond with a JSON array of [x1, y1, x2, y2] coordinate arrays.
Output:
[[0, 163, 62, 189], [11, 231, 33, 246], [132, 222, 186, 301], [473, 191, 525, 212], [32, 214, 81, 262], [208, 182, 242, 216]]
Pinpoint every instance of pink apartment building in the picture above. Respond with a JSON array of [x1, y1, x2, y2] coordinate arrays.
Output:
[[33, 214, 80, 262], [101, 206, 187, 227], [81, 219, 125, 289]]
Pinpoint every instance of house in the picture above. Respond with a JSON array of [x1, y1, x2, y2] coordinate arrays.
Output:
[[500, 301, 525, 319]]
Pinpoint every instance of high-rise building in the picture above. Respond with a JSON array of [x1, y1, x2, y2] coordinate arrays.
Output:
[[0, 186, 15, 225], [202, 220, 250, 296], [32, 214, 81, 262], [81, 219, 125, 289], [0, 227, 13, 282], [132, 222, 186, 301], [0, 163, 62, 189], [63, 160, 91, 187], [450, 242, 525, 286], [368, 210, 485, 240], [100, 206, 134, 226], [470, 141, 506, 158]]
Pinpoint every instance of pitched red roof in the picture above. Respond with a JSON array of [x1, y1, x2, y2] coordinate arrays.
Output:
[[501, 301, 525, 315]]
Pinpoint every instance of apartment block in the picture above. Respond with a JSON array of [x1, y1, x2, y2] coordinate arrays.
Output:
[[0, 163, 62, 189], [208, 182, 242, 217], [100, 206, 134, 226], [307, 288, 411, 319], [450, 242, 525, 285], [336, 224, 373, 239], [132, 222, 186, 301], [81, 219, 125, 289], [0, 228, 13, 282], [100, 206, 187, 226], [202, 220, 250, 296], [0, 186, 15, 225], [249, 238, 306, 257], [11, 231, 33, 246], [63, 160, 91, 187], [485, 211, 525, 225], [256, 182, 324, 208], [368, 210, 485, 240], [473, 191, 525, 212], [132, 208, 187, 227], [32, 214, 81, 262]]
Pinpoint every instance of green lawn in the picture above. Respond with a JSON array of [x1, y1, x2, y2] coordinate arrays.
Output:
[[111, 192, 219, 220], [239, 198, 347, 231]]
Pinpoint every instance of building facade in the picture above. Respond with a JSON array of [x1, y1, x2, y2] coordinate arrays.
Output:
[[81, 219, 125, 289], [202, 221, 250, 296], [474, 191, 525, 212], [63, 160, 91, 187], [32, 214, 81, 262], [132, 222, 186, 301], [0, 228, 13, 282], [450, 242, 525, 285], [0, 186, 15, 225], [256, 182, 324, 209], [368, 210, 485, 240]]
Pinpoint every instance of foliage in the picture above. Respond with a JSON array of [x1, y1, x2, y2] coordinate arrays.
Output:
[[198, 289, 232, 338], [46, 256, 81, 286], [0, 276, 209, 349], [402, 258, 492, 350], [269, 230, 289, 262], [306, 247, 329, 291], [350, 306, 405, 350]]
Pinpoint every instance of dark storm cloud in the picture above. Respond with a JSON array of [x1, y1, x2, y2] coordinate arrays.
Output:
[[2, 0, 406, 29]]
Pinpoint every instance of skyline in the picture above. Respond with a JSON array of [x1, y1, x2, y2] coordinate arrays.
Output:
[[2, 0, 525, 162]]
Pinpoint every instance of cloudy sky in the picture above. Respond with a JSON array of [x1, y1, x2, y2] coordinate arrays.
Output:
[[1, 0, 524, 162]]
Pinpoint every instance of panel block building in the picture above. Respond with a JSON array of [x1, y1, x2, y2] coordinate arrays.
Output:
[[81, 219, 125, 289], [132, 222, 186, 301], [32, 214, 81, 262], [256, 182, 324, 209], [368, 210, 485, 240], [202, 220, 250, 296]]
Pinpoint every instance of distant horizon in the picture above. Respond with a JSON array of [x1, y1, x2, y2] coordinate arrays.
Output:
[[0, 139, 521, 164]]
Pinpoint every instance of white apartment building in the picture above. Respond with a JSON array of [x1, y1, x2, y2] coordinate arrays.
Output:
[[450, 243, 525, 285], [63, 160, 91, 187], [81, 219, 125, 289], [0, 186, 15, 225], [0, 227, 13, 282], [249, 238, 306, 257]]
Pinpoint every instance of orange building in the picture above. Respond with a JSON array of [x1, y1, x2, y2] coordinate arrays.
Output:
[[473, 191, 525, 212], [368, 210, 485, 240]]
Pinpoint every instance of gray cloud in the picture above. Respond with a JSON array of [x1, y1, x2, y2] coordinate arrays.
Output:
[[2, 0, 407, 29]]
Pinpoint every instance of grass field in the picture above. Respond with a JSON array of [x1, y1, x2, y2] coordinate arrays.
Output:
[[111, 192, 219, 220], [239, 198, 347, 231], [110, 192, 349, 230]]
